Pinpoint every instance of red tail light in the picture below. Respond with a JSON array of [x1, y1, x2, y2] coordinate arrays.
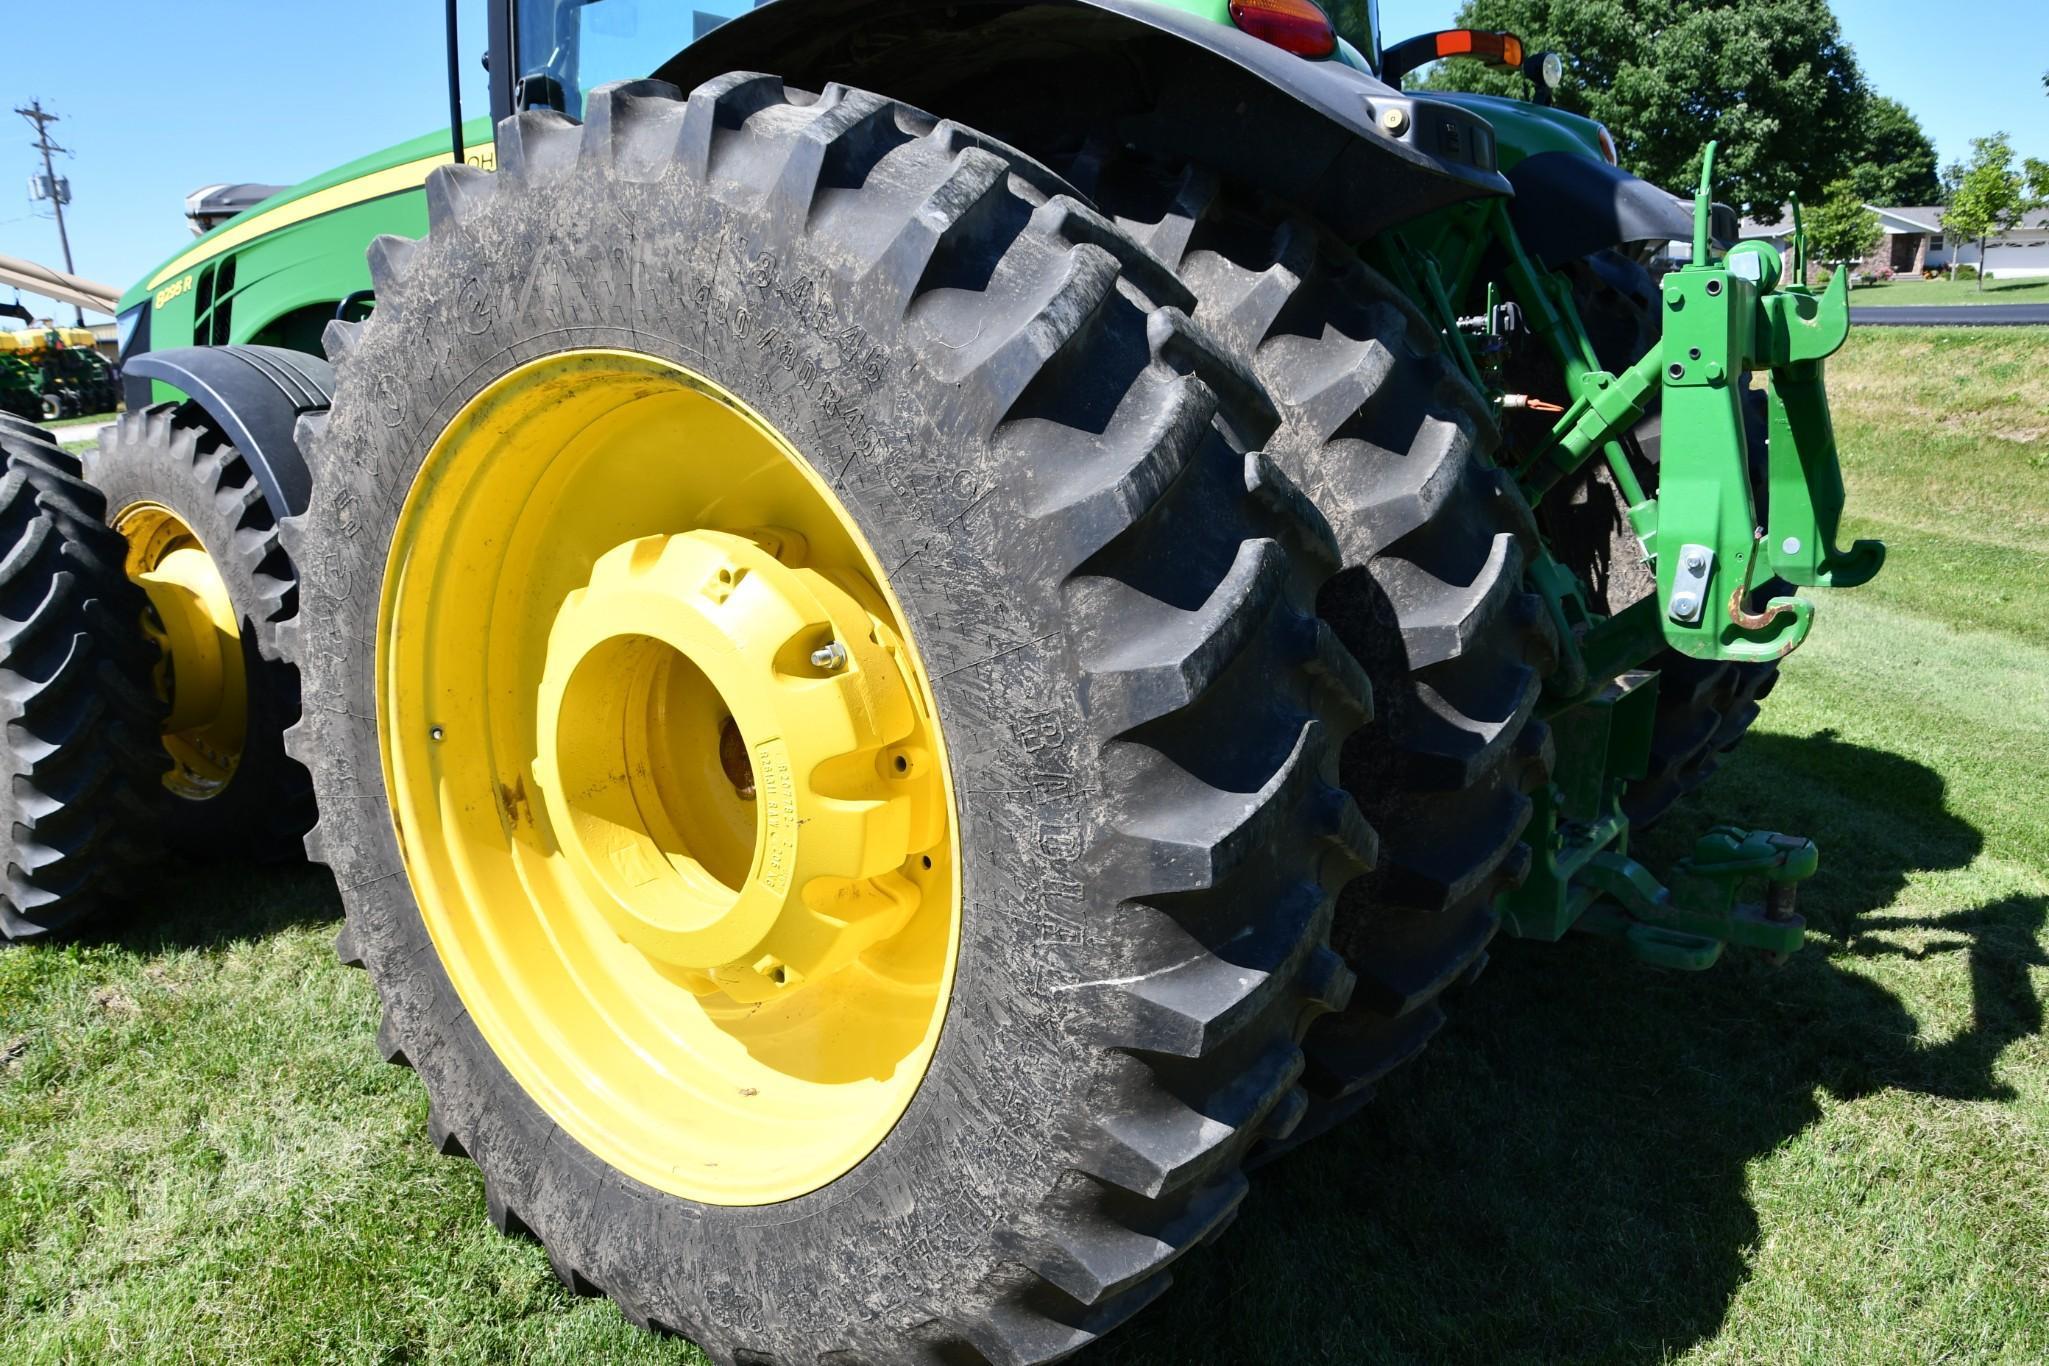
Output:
[[1228, 0, 1338, 60]]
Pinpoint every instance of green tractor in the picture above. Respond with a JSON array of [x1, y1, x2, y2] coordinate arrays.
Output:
[[10, 0, 1881, 1356], [0, 355, 38, 424], [0, 310, 119, 421], [0, 302, 49, 421]]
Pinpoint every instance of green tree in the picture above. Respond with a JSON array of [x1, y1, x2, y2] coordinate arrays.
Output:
[[1804, 178, 1883, 283], [1847, 97, 1941, 205], [1943, 134, 2046, 290], [1418, 0, 1870, 221]]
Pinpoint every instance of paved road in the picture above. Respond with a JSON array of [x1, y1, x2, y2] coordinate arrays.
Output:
[[1851, 303, 2049, 326]]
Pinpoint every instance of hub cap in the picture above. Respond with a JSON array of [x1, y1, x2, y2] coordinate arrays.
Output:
[[379, 352, 960, 1204], [113, 502, 247, 799]]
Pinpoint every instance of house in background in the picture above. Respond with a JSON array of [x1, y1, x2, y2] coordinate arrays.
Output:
[[1735, 204, 2049, 280]]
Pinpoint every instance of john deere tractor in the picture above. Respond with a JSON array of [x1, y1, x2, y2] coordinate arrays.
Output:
[[7, 1, 1883, 1357]]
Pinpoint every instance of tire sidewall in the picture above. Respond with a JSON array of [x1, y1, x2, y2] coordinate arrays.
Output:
[[301, 127, 1141, 1344]]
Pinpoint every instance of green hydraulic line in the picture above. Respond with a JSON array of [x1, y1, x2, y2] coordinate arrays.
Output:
[[1491, 201, 1654, 528]]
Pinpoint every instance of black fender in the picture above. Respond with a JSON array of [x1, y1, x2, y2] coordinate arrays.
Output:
[[120, 345, 331, 520], [658, 0, 1512, 242], [1506, 152, 1741, 268]]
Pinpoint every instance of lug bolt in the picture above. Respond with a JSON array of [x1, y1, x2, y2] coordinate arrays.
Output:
[[1782, 536, 1802, 555], [1671, 593, 1700, 618], [1683, 550, 1707, 574], [810, 641, 849, 671], [1379, 106, 1410, 136]]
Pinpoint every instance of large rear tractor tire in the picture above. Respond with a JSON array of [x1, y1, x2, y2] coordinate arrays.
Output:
[[0, 423, 166, 942], [89, 405, 312, 859], [1066, 149, 1556, 1143], [289, 77, 1375, 1360], [1531, 250, 1780, 828]]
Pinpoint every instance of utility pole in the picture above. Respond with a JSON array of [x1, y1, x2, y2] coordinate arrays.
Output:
[[15, 100, 83, 327]]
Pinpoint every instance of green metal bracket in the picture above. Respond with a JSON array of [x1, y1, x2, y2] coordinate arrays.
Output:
[[1401, 137, 1883, 689], [1755, 256, 1886, 589], [1576, 827, 1814, 970], [1500, 671, 1659, 940], [1553, 595, 1662, 712], [1500, 662, 1815, 970], [1645, 141, 1884, 662], [1654, 253, 1815, 662]]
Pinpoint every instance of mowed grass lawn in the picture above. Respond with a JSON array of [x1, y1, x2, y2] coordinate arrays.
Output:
[[1850, 275, 2049, 306], [4, 329, 2047, 1363]]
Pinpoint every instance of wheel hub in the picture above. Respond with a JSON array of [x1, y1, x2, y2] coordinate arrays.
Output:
[[534, 528, 938, 1004], [378, 350, 960, 1203], [113, 501, 247, 799]]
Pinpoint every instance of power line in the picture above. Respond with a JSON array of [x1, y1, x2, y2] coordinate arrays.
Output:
[[15, 100, 83, 327]]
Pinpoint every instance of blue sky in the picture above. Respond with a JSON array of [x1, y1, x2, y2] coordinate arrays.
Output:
[[4, 0, 2044, 319]]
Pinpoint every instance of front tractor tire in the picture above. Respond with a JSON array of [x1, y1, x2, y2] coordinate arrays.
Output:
[[90, 406, 313, 859], [0, 423, 166, 942], [292, 77, 1374, 1360]]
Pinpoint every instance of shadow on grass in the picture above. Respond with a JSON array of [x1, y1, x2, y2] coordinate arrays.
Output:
[[46, 732, 2038, 1362], [1095, 728, 2046, 1363], [80, 856, 342, 955]]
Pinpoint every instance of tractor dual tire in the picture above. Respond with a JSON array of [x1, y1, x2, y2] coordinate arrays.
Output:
[[0, 423, 165, 942], [90, 406, 312, 860], [290, 76, 1374, 1362], [1065, 149, 1556, 1142], [1531, 249, 1780, 828]]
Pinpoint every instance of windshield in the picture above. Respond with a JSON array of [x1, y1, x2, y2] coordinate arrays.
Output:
[[515, 0, 761, 117]]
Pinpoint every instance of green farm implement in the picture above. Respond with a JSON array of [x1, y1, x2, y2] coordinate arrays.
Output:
[[0, 318, 117, 422], [2, 1, 1881, 1356]]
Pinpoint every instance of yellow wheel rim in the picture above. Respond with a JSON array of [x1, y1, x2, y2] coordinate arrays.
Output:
[[113, 502, 247, 800], [380, 351, 961, 1204]]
